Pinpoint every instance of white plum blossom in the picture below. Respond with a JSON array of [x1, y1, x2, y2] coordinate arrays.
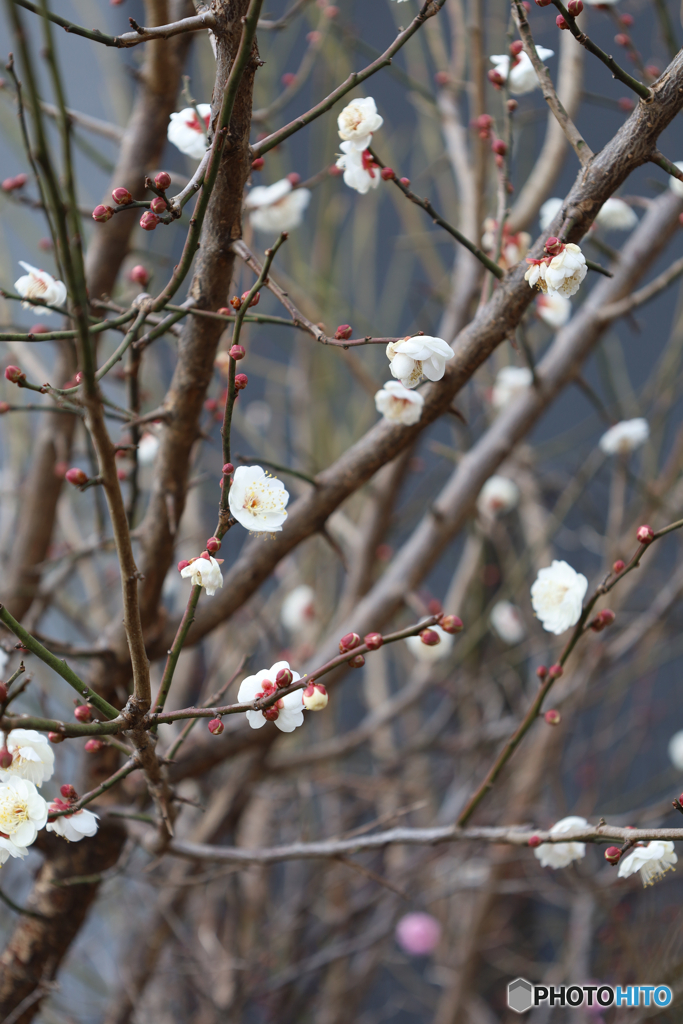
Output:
[[337, 97, 383, 150], [180, 556, 223, 596], [137, 433, 160, 467], [477, 475, 520, 517], [0, 777, 48, 859], [482, 219, 531, 270], [228, 465, 289, 533], [238, 661, 304, 732], [14, 262, 67, 315], [1, 729, 54, 787], [599, 418, 649, 455], [336, 142, 381, 194], [244, 179, 311, 233], [375, 381, 425, 425], [668, 162, 683, 197], [405, 624, 454, 663], [491, 366, 533, 411], [539, 197, 563, 233], [595, 197, 637, 231], [618, 841, 677, 887], [489, 47, 554, 96], [386, 336, 454, 389], [531, 560, 588, 635], [534, 816, 588, 869], [490, 601, 526, 645], [525, 243, 587, 298], [46, 803, 99, 842], [536, 293, 572, 330], [281, 585, 316, 633], [167, 104, 211, 160], [668, 730, 683, 770]]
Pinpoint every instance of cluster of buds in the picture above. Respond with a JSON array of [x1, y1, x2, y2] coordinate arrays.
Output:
[[2, 173, 28, 192], [590, 609, 616, 633], [491, 137, 507, 168], [4, 365, 26, 387]]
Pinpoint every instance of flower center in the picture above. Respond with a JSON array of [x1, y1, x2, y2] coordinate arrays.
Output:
[[27, 275, 48, 298], [242, 483, 287, 518], [185, 112, 210, 134], [0, 791, 30, 835]]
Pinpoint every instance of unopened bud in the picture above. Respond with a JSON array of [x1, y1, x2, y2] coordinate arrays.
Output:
[[348, 653, 365, 668], [419, 628, 441, 647], [84, 738, 105, 753], [66, 467, 88, 487], [614, 32, 630, 46], [1, 173, 28, 192], [222, 463, 234, 475], [334, 324, 353, 340], [567, 0, 583, 13], [74, 704, 92, 723], [487, 69, 505, 87], [645, 65, 660, 79], [536, 665, 548, 681], [544, 709, 561, 726], [612, 559, 625, 574], [178, 560, 191, 573], [618, 97, 635, 113], [528, 834, 542, 847], [154, 171, 172, 190], [273, 668, 293, 689], [230, 344, 246, 360], [0, 683, 7, 702], [241, 290, 260, 308], [92, 204, 114, 222], [129, 264, 149, 286], [150, 196, 167, 214], [364, 632, 383, 650], [599, 609, 615, 626], [140, 211, 159, 231], [507, 98, 518, 112], [251, 157, 265, 171], [286, 172, 301, 186], [604, 846, 622, 864], [434, 70, 450, 85], [60, 784, 78, 801], [112, 187, 133, 205], [217, 307, 232, 316], [381, 167, 395, 181], [637, 524, 654, 544], [510, 40, 524, 55], [0, 748, 12, 769], [206, 537, 221, 553], [339, 632, 361, 653], [491, 139, 507, 156], [208, 717, 224, 735], [620, 12, 634, 25], [548, 663, 563, 679], [230, 295, 242, 310], [544, 236, 563, 255], [303, 682, 328, 710], [440, 614, 463, 634], [556, 13, 568, 28], [4, 365, 25, 384], [48, 731, 65, 743], [262, 706, 280, 721], [234, 373, 248, 390], [399, 177, 410, 187]]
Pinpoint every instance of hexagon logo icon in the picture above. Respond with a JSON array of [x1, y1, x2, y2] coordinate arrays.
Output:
[[508, 978, 533, 1013]]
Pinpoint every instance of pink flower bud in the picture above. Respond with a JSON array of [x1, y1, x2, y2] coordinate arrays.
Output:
[[399, 177, 410, 187], [548, 664, 563, 679], [510, 40, 524, 55], [487, 70, 505, 88], [614, 32, 630, 46], [206, 537, 221, 553], [556, 13, 568, 27], [262, 706, 280, 722], [348, 654, 365, 668], [600, 609, 615, 626], [84, 738, 105, 753], [150, 196, 167, 214], [334, 325, 353, 340], [66, 467, 88, 487], [364, 632, 383, 650], [491, 139, 507, 156], [440, 615, 463, 634], [620, 12, 634, 25], [230, 344, 246, 360], [286, 173, 301, 186], [139, 211, 159, 231], [303, 682, 328, 710], [567, 0, 583, 12], [74, 704, 92, 723], [60, 784, 78, 801], [4, 365, 25, 384], [613, 559, 625, 573], [222, 463, 234, 474], [2, 173, 28, 192], [618, 97, 635, 113], [528, 834, 542, 847], [637, 524, 654, 544], [339, 632, 361, 653], [381, 167, 395, 181], [217, 307, 232, 316], [395, 913, 441, 956], [234, 373, 248, 390], [419, 628, 440, 647], [0, 748, 12, 769], [177, 560, 190, 571], [92, 204, 114, 222], [208, 717, 224, 735], [544, 236, 563, 255], [48, 731, 65, 743], [251, 157, 265, 171], [154, 171, 172, 190], [276, 667, 294, 688], [0, 402, 9, 414], [544, 709, 561, 726], [129, 264, 149, 286], [0, 683, 7, 702], [536, 665, 548, 681], [112, 187, 133, 205], [604, 846, 621, 864]]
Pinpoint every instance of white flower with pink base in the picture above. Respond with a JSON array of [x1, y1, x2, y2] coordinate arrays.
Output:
[[46, 800, 99, 842], [525, 239, 587, 299], [167, 104, 211, 160]]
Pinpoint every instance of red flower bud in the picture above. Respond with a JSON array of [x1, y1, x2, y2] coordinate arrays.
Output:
[[507, 98, 518, 113], [510, 40, 524, 55], [544, 236, 563, 255], [230, 295, 242, 310], [614, 33, 630, 46], [229, 344, 246, 360], [567, 0, 583, 13], [251, 157, 265, 171], [491, 139, 507, 156], [487, 69, 505, 87], [234, 373, 248, 390], [618, 97, 635, 113], [556, 13, 568, 28], [637, 524, 655, 544], [150, 196, 167, 214], [92, 204, 114, 222], [84, 738, 105, 753], [74, 704, 92, 723], [0, 748, 12, 769], [129, 264, 149, 286], [348, 653, 365, 668], [600, 609, 615, 626], [139, 211, 159, 231], [381, 167, 395, 180], [177, 560, 190, 571], [208, 718, 225, 735], [206, 537, 221, 553], [66, 467, 88, 487], [262, 706, 280, 721], [4, 365, 25, 384], [548, 664, 563, 679], [536, 665, 548, 681], [241, 290, 260, 307], [60, 784, 78, 801], [48, 731, 65, 743], [419, 628, 441, 647], [112, 187, 133, 205], [440, 615, 463, 634], [612, 559, 625, 574], [222, 463, 234, 474], [339, 632, 361, 653], [0, 683, 7, 702], [528, 834, 542, 847], [620, 12, 633, 24], [544, 709, 561, 726], [399, 177, 410, 187], [276, 667, 294, 688], [334, 325, 353, 340], [154, 171, 172, 190], [604, 846, 622, 864], [364, 632, 384, 650]]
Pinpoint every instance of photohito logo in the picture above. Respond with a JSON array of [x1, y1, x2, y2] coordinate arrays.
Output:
[[507, 979, 673, 1013]]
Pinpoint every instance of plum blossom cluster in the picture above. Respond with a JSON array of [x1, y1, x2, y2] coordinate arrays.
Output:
[[525, 238, 587, 299], [335, 97, 383, 194]]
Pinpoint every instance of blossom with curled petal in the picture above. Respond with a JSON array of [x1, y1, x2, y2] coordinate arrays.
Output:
[[0, 777, 48, 859], [1, 729, 54, 787], [337, 97, 383, 150], [374, 381, 424, 425], [46, 800, 99, 842], [336, 143, 380, 194], [228, 465, 289, 533], [595, 197, 637, 231], [180, 556, 223, 596], [599, 418, 649, 455], [491, 366, 532, 411], [386, 336, 454, 389], [244, 178, 311, 233], [531, 560, 588, 635], [477, 475, 519, 517], [536, 293, 571, 330], [534, 816, 588, 869], [525, 243, 587, 298], [238, 661, 304, 733], [167, 104, 211, 160], [489, 47, 554, 96], [618, 841, 677, 887], [14, 262, 67, 315]]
